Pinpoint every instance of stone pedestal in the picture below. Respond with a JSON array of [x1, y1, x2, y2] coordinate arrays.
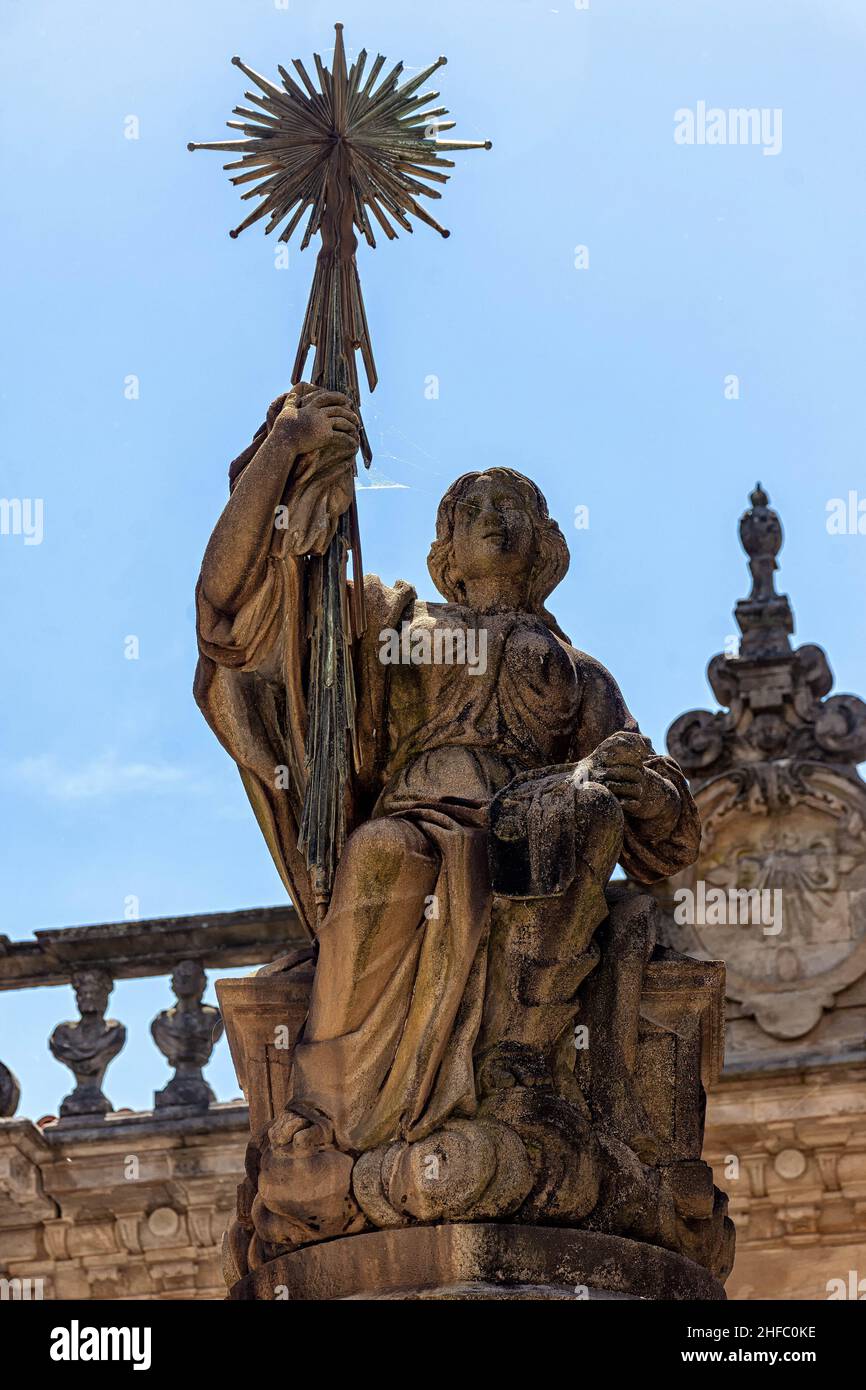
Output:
[[228, 1223, 726, 1301], [216, 959, 313, 1135], [216, 920, 732, 1300]]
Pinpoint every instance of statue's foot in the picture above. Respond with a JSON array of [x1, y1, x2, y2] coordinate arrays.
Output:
[[254, 1105, 365, 1248]]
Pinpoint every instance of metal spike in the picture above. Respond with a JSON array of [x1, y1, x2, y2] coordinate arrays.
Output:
[[359, 54, 386, 99], [230, 56, 286, 103], [291, 58, 320, 100], [432, 139, 493, 150]]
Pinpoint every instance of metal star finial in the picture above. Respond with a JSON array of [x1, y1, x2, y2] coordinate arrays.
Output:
[[189, 22, 491, 449]]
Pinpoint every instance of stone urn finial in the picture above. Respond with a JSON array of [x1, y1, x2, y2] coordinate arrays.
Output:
[[668, 481, 866, 779], [731, 481, 793, 660], [738, 481, 784, 605]]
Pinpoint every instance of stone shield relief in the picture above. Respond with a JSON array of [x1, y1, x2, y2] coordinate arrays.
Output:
[[657, 761, 866, 1040]]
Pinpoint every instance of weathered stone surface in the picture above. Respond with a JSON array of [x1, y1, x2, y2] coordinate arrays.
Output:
[[48, 969, 125, 1126], [657, 485, 866, 1059], [0, 934, 287, 1302], [196, 396, 733, 1299], [668, 485, 866, 781], [655, 485, 866, 1300], [151, 961, 224, 1112], [704, 1063, 866, 1300], [0, 907, 301, 990], [0, 1108, 247, 1301], [228, 1223, 726, 1301], [215, 951, 314, 1135]]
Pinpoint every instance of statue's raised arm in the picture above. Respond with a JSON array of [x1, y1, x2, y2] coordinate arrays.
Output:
[[198, 385, 359, 619], [195, 385, 361, 931]]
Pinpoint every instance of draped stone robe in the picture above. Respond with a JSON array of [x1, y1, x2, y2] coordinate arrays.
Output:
[[195, 456, 699, 1154]]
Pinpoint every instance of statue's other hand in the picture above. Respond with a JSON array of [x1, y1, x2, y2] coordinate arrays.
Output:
[[272, 383, 360, 459], [491, 765, 579, 896], [579, 731, 653, 814]]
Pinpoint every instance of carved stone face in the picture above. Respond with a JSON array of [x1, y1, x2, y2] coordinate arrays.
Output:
[[448, 474, 540, 585], [72, 969, 111, 1017], [171, 960, 206, 1001]]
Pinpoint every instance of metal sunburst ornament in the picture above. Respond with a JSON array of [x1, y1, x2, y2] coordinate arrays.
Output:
[[189, 22, 491, 916]]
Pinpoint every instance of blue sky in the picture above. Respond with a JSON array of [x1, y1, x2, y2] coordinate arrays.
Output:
[[2, 0, 865, 1119]]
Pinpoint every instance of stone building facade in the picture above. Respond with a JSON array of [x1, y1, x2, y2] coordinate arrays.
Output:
[[655, 486, 866, 1301]]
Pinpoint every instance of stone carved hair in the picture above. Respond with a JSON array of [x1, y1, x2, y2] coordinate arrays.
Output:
[[427, 468, 571, 640], [228, 428, 572, 643]]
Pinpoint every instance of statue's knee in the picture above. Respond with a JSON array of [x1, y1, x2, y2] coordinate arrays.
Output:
[[340, 816, 435, 882]]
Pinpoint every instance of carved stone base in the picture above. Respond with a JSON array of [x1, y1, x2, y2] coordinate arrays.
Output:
[[153, 1074, 216, 1113], [56, 1085, 113, 1126], [227, 1223, 726, 1301]]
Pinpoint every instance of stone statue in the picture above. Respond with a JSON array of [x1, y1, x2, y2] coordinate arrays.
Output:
[[151, 960, 224, 1111], [49, 968, 125, 1123], [196, 385, 734, 1297]]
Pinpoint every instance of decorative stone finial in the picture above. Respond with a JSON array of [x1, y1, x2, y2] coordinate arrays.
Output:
[[734, 483, 792, 658], [151, 960, 223, 1111], [661, 488, 866, 1055], [740, 483, 781, 577], [49, 968, 126, 1125], [668, 486, 866, 781]]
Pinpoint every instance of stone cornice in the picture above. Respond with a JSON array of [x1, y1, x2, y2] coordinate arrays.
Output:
[[0, 906, 304, 989]]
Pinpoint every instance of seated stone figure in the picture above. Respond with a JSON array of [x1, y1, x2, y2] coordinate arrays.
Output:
[[195, 384, 732, 1283]]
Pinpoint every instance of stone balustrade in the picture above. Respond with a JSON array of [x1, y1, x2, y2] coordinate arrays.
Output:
[[0, 906, 305, 1123], [0, 906, 306, 1300]]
